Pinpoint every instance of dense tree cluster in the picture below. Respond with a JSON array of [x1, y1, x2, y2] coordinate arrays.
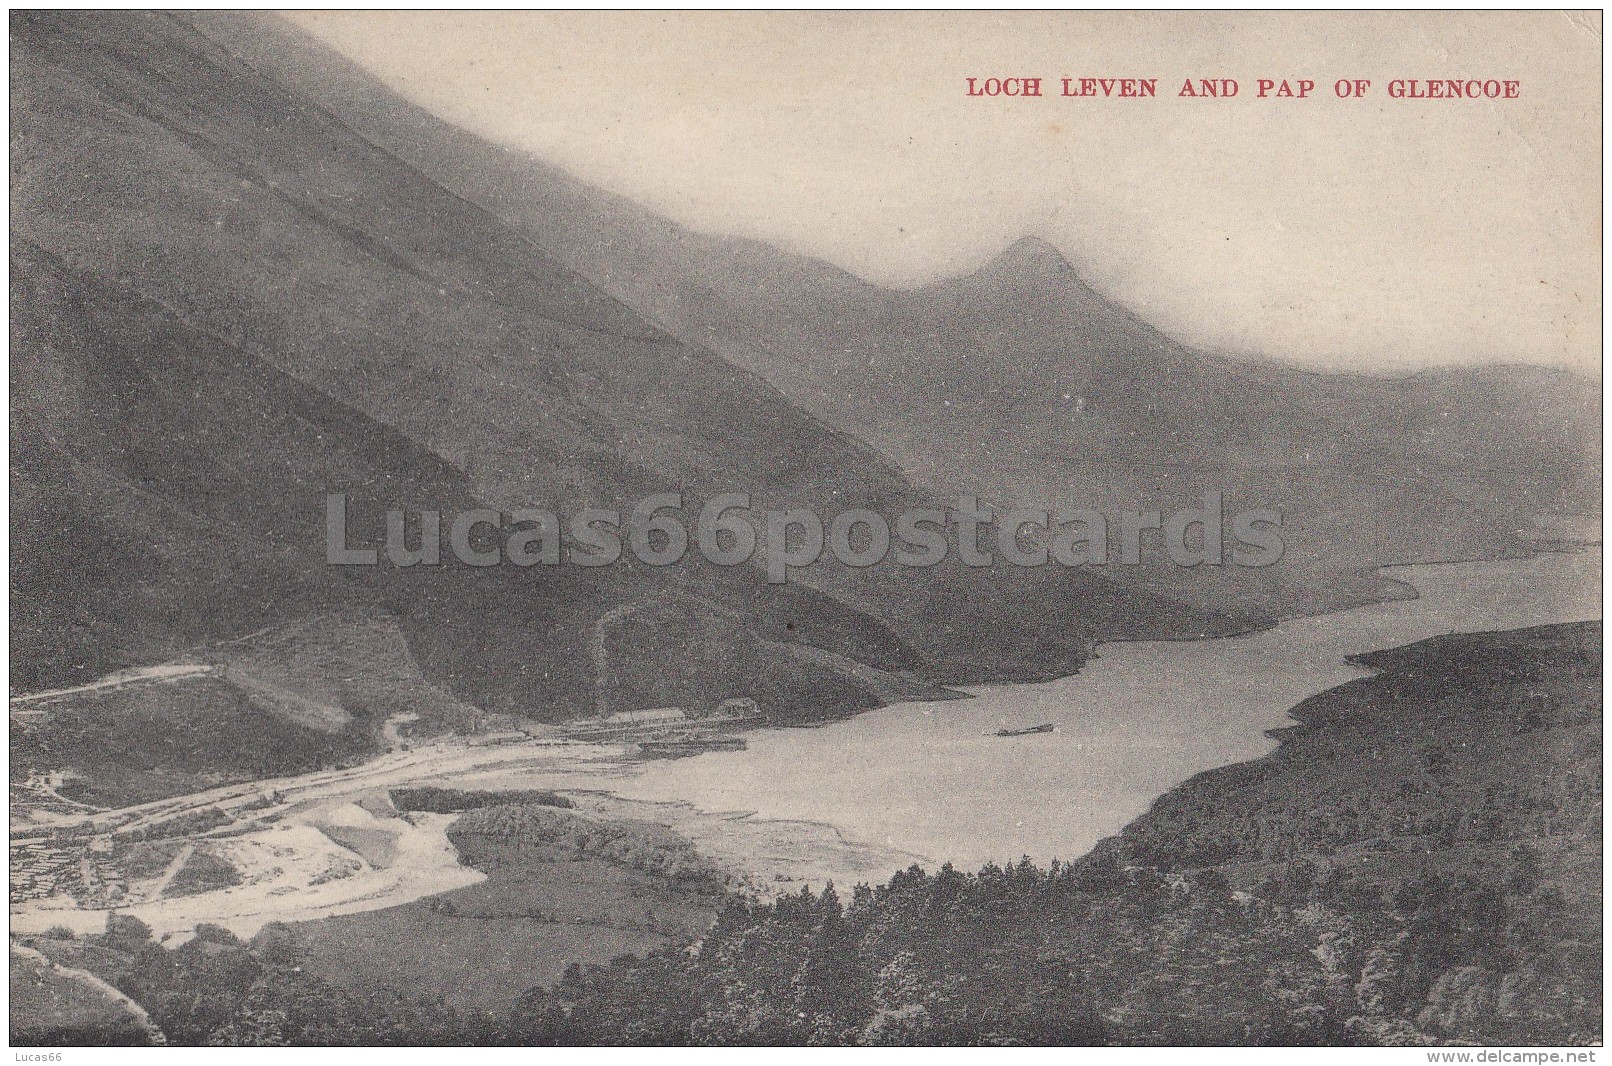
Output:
[[13, 623, 1598, 1047], [19, 844, 1596, 1046], [388, 786, 572, 814], [506, 845, 1596, 1046], [448, 805, 731, 892]]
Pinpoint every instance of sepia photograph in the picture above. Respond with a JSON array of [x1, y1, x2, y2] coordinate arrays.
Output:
[[7, 7, 1603, 1051]]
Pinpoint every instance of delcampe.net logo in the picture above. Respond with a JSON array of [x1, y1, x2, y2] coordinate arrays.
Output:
[[326, 491, 1284, 584]]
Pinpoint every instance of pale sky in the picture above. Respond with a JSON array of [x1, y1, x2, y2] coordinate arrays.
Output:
[[288, 10, 1601, 375]]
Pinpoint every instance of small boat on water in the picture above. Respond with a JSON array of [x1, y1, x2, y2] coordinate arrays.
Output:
[[994, 723, 1055, 737]]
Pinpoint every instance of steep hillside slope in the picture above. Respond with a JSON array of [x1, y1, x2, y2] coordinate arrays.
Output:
[[201, 11, 1599, 619], [12, 11, 1234, 738], [9, 612, 486, 809], [8, 9, 902, 720]]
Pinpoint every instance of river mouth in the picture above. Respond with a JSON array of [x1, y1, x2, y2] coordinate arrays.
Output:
[[600, 550, 1602, 875]]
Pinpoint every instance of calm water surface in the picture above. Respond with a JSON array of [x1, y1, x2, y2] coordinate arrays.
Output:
[[607, 552, 1601, 872]]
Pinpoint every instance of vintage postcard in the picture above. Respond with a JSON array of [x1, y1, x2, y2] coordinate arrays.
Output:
[[9, 8, 1602, 1051]]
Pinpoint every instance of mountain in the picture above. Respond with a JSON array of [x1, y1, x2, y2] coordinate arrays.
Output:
[[195, 11, 1599, 619], [11, 7, 1239, 773]]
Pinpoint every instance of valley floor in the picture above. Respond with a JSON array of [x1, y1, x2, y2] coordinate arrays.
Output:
[[12, 609, 1599, 1045], [10, 727, 911, 946], [11, 619, 1600, 1045]]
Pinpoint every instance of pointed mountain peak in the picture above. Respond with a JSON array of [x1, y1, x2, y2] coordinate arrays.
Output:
[[999, 235, 1072, 267], [971, 236, 1082, 287], [933, 235, 1105, 302], [999, 233, 1076, 270]]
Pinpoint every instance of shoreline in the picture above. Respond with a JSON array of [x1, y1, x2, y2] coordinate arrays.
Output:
[[11, 549, 1600, 941]]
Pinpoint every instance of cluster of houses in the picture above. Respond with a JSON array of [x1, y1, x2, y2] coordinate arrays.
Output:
[[10, 833, 85, 903]]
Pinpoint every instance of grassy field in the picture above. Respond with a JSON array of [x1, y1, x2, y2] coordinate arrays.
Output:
[[285, 804, 723, 1014], [287, 856, 711, 1014]]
